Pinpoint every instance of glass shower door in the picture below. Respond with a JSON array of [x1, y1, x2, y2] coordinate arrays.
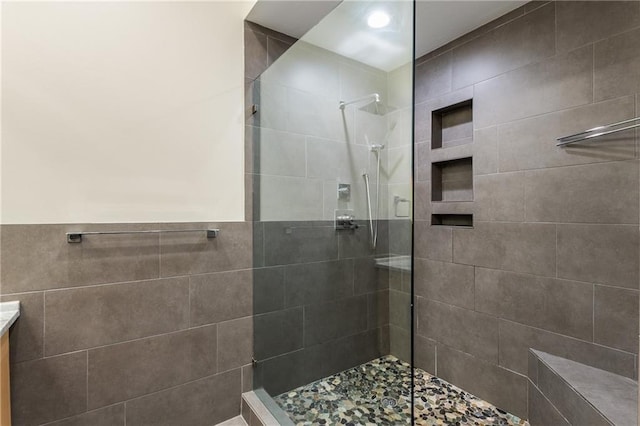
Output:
[[249, 0, 415, 423]]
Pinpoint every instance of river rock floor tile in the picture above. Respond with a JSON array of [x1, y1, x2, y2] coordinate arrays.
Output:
[[274, 355, 528, 425]]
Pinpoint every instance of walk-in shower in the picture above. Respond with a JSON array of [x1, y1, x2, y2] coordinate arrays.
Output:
[[247, 0, 640, 424]]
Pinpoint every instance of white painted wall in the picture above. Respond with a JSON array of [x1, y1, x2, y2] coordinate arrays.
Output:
[[1, 1, 254, 224]]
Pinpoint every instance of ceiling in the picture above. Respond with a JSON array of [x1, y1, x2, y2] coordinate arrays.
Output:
[[247, 0, 528, 71]]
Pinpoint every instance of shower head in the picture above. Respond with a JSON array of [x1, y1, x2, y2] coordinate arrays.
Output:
[[339, 93, 394, 116]]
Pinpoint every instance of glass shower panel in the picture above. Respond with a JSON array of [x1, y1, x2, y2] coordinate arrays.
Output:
[[251, 1, 414, 423]]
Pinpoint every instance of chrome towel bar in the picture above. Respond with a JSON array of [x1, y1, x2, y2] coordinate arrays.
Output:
[[66, 228, 220, 243], [557, 117, 640, 146]]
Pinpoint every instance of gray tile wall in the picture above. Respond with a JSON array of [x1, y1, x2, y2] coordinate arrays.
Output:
[[414, 1, 640, 419], [0, 222, 253, 426]]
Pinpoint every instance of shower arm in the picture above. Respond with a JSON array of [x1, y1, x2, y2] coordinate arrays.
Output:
[[339, 93, 380, 110]]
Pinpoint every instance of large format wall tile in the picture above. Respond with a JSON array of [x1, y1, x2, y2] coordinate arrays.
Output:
[[497, 96, 637, 172], [263, 222, 338, 265], [474, 45, 593, 128], [159, 222, 252, 277], [254, 307, 304, 360], [415, 52, 452, 104], [253, 266, 285, 314], [594, 285, 639, 353], [125, 369, 241, 426], [475, 268, 593, 340], [594, 26, 640, 102], [556, 1, 640, 52], [44, 277, 189, 355], [45, 405, 125, 426], [528, 382, 570, 426], [417, 298, 498, 363], [256, 128, 306, 177], [524, 160, 639, 224], [0, 292, 43, 363], [11, 352, 87, 426], [453, 222, 556, 276], [437, 344, 528, 418], [557, 224, 639, 289], [452, 2, 555, 89], [414, 258, 474, 309], [1, 224, 160, 294], [284, 259, 354, 307], [498, 320, 636, 379], [474, 172, 525, 222], [218, 317, 253, 373], [304, 296, 368, 346], [414, 221, 452, 262], [260, 175, 324, 221], [190, 269, 252, 326], [87, 326, 217, 409]]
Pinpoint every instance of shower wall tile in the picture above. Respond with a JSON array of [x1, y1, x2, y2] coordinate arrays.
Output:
[[474, 172, 525, 222], [45, 405, 125, 426], [253, 266, 285, 314], [44, 277, 189, 356], [257, 80, 288, 132], [414, 258, 474, 309], [11, 352, 88, 426], [497, 96, 637, 173], [125, 369, 241, 426], [159, 222, 252, 277], [1, 224, 160, 294], [218, 317, 253, 373], [244, 28, 268, 81], [0, 291, 44, 363], [267, 42, 340, 101], [414, 334, 437, 375], [452, 222, 556, 277], [556, 1, 640, 53], [267, 36, 293, 67], [594, 26, 640, 102], [190, 269, 252, 326], [524, 160, 639, 224], [451, 2, 556, 90], [527, 382, 571, 426], [339, 60, 388, 106], [260, 175, 324, 221], [257, 128, 306, 177], [306, 137, 368, 180], [287, 88, 353, 142], [417, 298, 499, 363], [87, 326, 218, 409], [473, 127, 498, 175], [475, 268, 593, 341], [594, 285, 640, 353], [415, 51, 452, 104], [389, 324, 411, 363], [284, 259, 354, 307], [557, 224, 639, 289], [254, 307, 304, 359], [368, 290, 390, 329], [414, 221, 453, 262], [258, 349, 308, 396], [474, 45, 593, 128], [498, 320, 636, 379], [437, 344, 528, 418], [354, 257, 389, 294], [263, 222, 338, 265], [389, 290, 410, 329], [304, 295, 368, 346]]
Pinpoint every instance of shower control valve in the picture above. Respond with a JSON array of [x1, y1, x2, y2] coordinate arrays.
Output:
[[336, 214, 359, 231]]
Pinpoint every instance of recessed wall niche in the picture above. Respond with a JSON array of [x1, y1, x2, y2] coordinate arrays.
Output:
[[431, 99, 473, 149], [431, 157, 473, 202]]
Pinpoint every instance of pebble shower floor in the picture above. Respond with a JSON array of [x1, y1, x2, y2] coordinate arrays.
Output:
[[274, 355, 529, 426]]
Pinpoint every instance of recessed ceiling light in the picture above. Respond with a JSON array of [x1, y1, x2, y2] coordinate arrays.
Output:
[[367, 10, 390, 29]]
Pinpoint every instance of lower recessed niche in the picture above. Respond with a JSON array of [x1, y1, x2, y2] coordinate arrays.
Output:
[[431, 214, 473, 227]]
